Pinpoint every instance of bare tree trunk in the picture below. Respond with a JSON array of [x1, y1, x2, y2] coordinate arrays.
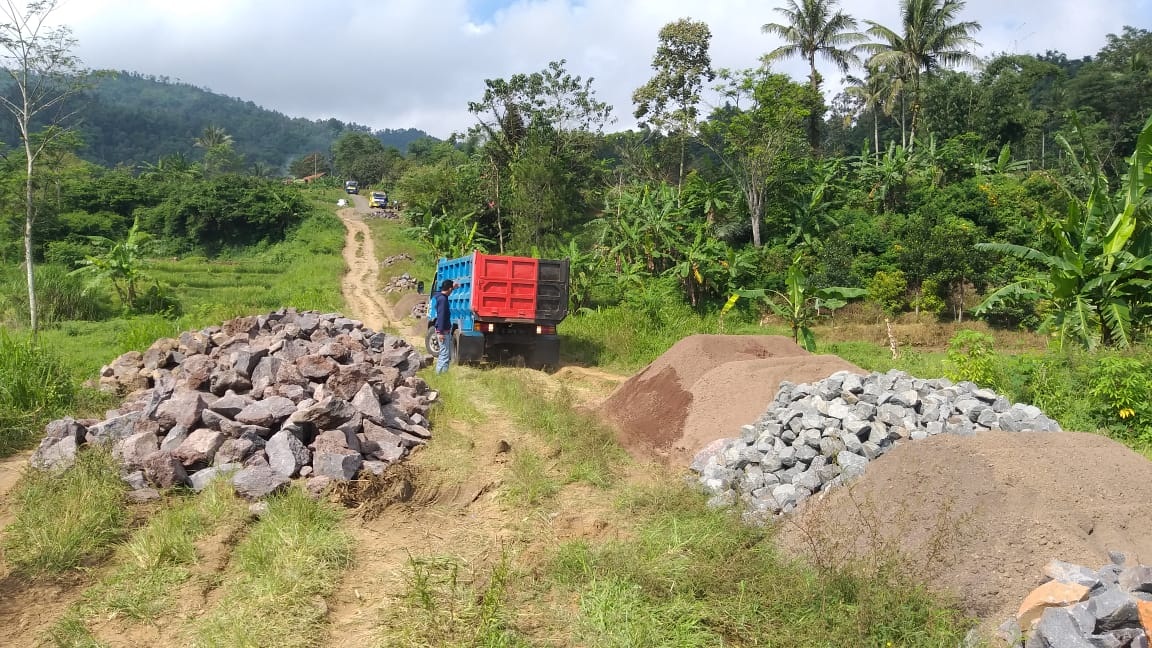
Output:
[[677, 132, 685, 204], [885, 318, 899, 359], [900, 95, 907, 149], [493, 159, 504, 253], [24, 146, 37, 334], [874, 113, 880, 164], [747, 189, 763, 248]]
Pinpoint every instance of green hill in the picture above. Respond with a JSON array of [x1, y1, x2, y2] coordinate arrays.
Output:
[[1, 70, 432, 172]]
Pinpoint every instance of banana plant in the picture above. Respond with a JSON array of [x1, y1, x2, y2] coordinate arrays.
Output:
[[70, 215, 154, 306], [975, 113, 1152, 349], [732, 254, 866, 351]]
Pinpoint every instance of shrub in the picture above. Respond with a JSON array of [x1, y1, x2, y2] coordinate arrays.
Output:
[[1088, 354, 1152, 445], [944, 329, 1001, 389], [867, 269, 908, 318]]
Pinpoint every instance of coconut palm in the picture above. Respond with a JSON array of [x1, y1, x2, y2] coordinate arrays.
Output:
[[761, 0, 866, 94], [761, 0, 866, 148], [844, 67, 901, 159], [193, 124, 233, 150], [862, 0, 981, 151]]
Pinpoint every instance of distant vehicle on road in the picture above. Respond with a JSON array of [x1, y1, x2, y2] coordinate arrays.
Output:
[[368, 191, 388, 208], [344, 180, 359, 194]]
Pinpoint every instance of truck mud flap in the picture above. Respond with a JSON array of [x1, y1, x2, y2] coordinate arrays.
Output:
[[528, 335, 560, 369], [456, 331, 485, 364]]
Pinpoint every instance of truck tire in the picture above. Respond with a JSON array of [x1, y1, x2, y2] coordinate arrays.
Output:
[[424, 326, 441, 355]]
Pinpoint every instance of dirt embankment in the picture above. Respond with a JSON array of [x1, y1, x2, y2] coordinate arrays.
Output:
[[774, 430, 1152, 625], [600, 334, 863, 465]]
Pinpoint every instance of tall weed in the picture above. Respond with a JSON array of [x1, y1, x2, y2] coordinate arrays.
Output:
[[0, 330, 76, 456], [0, 264, 111, 327]]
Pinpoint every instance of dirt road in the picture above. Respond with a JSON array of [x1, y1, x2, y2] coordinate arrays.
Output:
[[338, 195, 405, 335]]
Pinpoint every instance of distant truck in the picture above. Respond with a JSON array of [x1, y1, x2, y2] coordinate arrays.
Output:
[[425, 252, 570, 369], [344, 180, 359, 194]]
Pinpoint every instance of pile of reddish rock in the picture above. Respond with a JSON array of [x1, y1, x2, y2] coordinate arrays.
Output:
[[30, 309, 437, 499]]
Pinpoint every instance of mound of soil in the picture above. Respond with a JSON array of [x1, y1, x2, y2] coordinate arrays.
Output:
[[601, 334, 862, 464], [774, 431, 1152, 624], [394, 292, 427, 321]]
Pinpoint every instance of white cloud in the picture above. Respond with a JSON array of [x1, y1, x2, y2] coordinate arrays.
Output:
[[50, 0, 1152, 139]]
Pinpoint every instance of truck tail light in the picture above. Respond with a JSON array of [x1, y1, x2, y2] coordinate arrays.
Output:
[[536, 325, 556, 335], [474, 322, 496, 332]]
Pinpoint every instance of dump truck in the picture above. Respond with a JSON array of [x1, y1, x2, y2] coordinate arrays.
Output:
[[424, 252, 570, 369]]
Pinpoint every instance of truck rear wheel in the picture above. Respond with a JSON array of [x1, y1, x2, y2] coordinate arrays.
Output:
[[424, 326, 441, 355]]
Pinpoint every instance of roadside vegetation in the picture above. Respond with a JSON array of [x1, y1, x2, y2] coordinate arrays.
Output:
[[1, 447, 128, 574]]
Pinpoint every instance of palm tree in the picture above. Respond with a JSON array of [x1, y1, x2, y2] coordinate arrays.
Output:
[[844, 67, 901, 159], [862, 0, 981, 151], [194, 124, 233, 150], [761, 0, 866, 148]]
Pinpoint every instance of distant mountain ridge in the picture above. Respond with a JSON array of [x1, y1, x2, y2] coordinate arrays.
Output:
[[0, 70, 433, 171]]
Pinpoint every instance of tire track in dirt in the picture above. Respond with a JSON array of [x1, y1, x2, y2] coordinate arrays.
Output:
[[338, 197, 400, 335]]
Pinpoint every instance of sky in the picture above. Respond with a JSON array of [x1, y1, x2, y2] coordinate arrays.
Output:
[[50, 0, 1152, 140]]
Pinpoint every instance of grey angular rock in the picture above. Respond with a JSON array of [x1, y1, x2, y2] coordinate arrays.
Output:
[[793, 469, 822, 491], [143, 451, 189, 488], [1117, 565, 1152, 594], [1045, 559, 1103, 589], [155, 394, 206, 431], [1032, 607, 1095, 648], [231, 464, 291, 499], [836, 451, 868, 480], [190, 463, 241, 491], [30, 435, 80, 471], [1087, 587, 1139, 632], [208, 393, 254, 418], [818, 436, 846, 458], [173, 429, 227, 468], [350, 382, 386, 419], [113, 432, 160, 469], [291, 397, 357, 429], [313, 449, 363, 481], [266, 430, 311, 478], [87, 412, 144, 445], [44, 417, 87, 442], [235, 396, 296, 428]]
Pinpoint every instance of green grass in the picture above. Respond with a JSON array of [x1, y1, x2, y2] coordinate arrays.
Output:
[[472, 368, 625, 489], [365, 219, 436, 303], [34, 211, 347, 382], [0, 329, 78, 456], [191, 486, 352, 648], [546, 483, 974, 647], [1, 447, 129, 574], [416, 370, 490, 483], [377, 551, 529, 648], [45, 612, 108, 648], [503, 449, 560, 507], [83, 479, 248, 620]]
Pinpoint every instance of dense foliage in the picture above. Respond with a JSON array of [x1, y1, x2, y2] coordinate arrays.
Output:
[[388, 13, 1152, 349]]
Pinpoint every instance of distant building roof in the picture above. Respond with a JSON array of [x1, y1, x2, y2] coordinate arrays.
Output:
[[300, 172, 327, 182]]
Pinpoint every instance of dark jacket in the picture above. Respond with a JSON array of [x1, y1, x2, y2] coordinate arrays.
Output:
[[432, 291, 451, 334]]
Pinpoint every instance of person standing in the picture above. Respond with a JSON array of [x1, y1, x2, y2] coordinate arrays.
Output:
[[431, 279, 455, 373]]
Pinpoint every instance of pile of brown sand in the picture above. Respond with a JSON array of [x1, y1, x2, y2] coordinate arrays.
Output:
[[600, 334, 862, 465], [774, 431, 1152, 625]]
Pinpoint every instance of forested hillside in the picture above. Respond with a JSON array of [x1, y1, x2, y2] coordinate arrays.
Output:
[[0, 71, 431, 170]]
